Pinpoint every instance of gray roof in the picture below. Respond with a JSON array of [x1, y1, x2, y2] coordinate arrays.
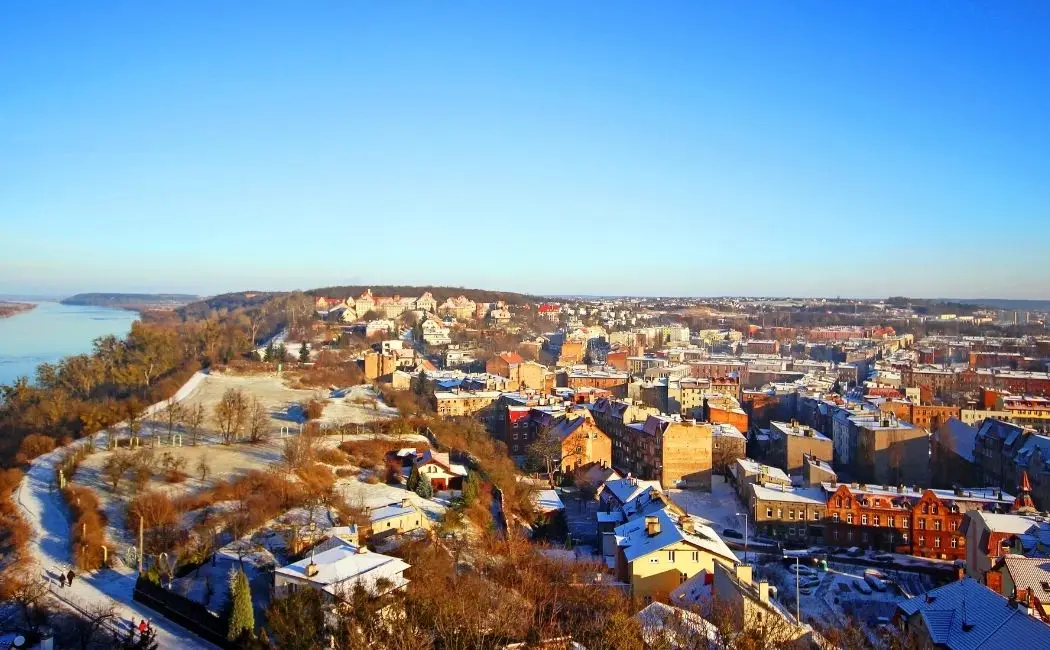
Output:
[[935, 418, 978, 461], [896, 577, 1050, 650]]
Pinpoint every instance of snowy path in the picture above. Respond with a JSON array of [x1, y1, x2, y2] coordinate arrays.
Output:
[[17, 444, 219, 649]]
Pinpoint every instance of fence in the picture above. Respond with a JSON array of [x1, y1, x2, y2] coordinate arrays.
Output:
[[132, 576, 233, 649]]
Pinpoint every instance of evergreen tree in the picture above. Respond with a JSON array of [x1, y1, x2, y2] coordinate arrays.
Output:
[[406, 467, 421, 492], [275, 343, 288, 362], [414, 475, 434, 498], [227, 567, 255, 641], [462, 472, 481, 507], [298, 342, 310, 363], [264, 342, 275, 362]]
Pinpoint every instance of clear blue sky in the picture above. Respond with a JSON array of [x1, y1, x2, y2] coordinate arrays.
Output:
[[2, 2, 1048, 299]]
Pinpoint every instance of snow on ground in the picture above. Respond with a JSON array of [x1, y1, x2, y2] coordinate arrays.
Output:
[[667, 475, 748, 534], [16, 441, 219, 649]]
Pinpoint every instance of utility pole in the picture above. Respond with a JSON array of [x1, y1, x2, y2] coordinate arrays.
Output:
[[138, 515, 144, 574], [795, 556, 800, 625]]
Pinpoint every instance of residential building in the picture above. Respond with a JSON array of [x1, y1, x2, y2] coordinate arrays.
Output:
[[802, 454, 837, 487], [563, 369, 629, 397], [896, 578, 1050, 650], [989, 555, 1050, 622], [931, 418, 979, 488], [412, 450, 468, 492], [878, 400, 961, 431], [545, 408, 613, 473], [613, 507, 737, 601], [824, 483, 1013, 560], [731, 458, 791, 500], [274, 538, 410, 599], [852, 415, 929, 486], [432, 390, 500, 419], [711, 423, 746, 473], [749, 483, 827, 542], [367, 499, 428, 539], [768, 420, 833, 474], [974, 418, 1050, 509]]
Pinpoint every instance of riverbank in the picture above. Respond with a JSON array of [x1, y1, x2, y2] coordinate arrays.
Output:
[[0, 301, 36, 319]]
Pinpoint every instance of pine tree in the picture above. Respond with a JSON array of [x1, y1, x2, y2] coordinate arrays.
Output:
[[275, 343, 288, 362], [227, 567, 255, 641], [462, 472, 480, 507], [298, 342, 310, 364], [406, 467, 421, 492], [414, 475, 433, 498], [264, 342, 275, 362]]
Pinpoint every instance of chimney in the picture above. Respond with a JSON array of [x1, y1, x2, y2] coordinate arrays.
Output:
[[758, 580, 770, 604], [306, 561, 319, 577], [682, 518, 695, 534], [401, 498, 410, 508], [735, 563, 753, 585], [645, 516, 661, 537], [357, 546, 369, 555]]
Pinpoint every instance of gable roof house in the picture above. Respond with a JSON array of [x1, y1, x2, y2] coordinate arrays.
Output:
[[413, 449, 468, 492], [274, 538, 410, 601], [613, 506, 737, 601], [896, 577, 1050, 650]]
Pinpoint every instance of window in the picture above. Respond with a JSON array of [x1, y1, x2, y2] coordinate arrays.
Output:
[[668, 551, 676, 562], [951, 537, 958, 549], [766, 507, 773, 517], [681, 572, 689, 583], [918, 536, 925, 547], [833, 513, 840, 523], [789, 509, 796, 520], [934, 538, 941, 548], [813, 511, 821, 520], [512, 433, 518, 440], [833, 531, 840, 541], [847, 531, 854, 542], [918, 519, 926, 530], [934, 520, 942, 531], [836, 497, 842, 507], [862, 533, 869, 543], [888, 516, 895, 528], [846, 513, 853, 524], [932, 505, 939, 515], [649, 558, 659, 564], [922, 504, 929, 514], [873, 515, 880, 527], [777, 508, 783, 518], [691, 551, 699, 562], [903, 533, 909, 544], [862, 515, 868, 526], [846, 498, 852, 508], [951, 521, 958, 531]]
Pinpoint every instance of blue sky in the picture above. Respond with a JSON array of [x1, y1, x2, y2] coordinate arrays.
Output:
[[2, 2, 1048, 298]]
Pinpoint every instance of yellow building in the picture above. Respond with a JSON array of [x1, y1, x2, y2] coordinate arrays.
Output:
[[366, 499, 428, 540], [614, 507, 737, 602], [433, 390, 500, 417]]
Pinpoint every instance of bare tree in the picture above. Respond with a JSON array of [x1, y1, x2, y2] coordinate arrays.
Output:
[[72, 601, 118, 650], [246, 397, 270, 443], [161, 397, 184, 443], [102, 451, 135, 491], [197, 456, 212, 483], [180, 402, 207, 446], [526, 426, 563, 486], [214, 388, 249, 444], [0, 568, 48, 628]]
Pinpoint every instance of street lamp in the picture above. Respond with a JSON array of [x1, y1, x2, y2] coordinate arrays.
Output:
[[736, 511, 749, 562]]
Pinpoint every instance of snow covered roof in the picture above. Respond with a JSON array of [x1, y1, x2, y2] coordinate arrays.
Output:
[[1002, 556, 1050, 611], [533, 489, 565, 514], [601, 477, 663, 506], [276, 542, 410, 596], [369, 502, 420, 524], [733, 458, 790, 484], [635, 601, 718, 649], [934, 418, 978, 461], [750, 483, 826, 505], [614, 507, 736, 565], [415, 449, 468, 477], [976, 512, 1046, 535], [897, 577, 1050, 650]]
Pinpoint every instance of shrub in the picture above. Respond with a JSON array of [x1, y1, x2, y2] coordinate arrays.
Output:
[[164, 469, 187, 483], [314, 448, 349, 466], [335, 468, 355, 478], [15, 434, 56, 464], [303, 399, 328, 421], [64, 485, 107, 571]]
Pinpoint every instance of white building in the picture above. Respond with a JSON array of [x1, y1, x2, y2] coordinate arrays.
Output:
[[274, 538, 409, 600]]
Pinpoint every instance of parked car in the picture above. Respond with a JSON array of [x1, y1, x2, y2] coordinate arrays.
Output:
[[873, 554, 894, 563], [865, 574, 888, 592], [853, 579, 873, 595], [788, 564, 818, 577], [846, 546, 865, 558], [836, 582, 851, 594], [723, 528, 743, 539]]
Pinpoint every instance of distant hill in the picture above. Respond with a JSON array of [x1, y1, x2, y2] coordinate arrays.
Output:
[[309, 285, 541, 306], [178, 291, 285, 320], [61, 293, 199, 310]]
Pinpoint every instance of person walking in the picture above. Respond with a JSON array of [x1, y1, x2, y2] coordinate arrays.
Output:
[[138, 619, 148, 636], [66, 569, 75, 586], [58, 573, 66, 588]]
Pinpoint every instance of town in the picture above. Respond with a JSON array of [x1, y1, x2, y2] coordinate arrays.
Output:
[[3, 288, 1050, 649]]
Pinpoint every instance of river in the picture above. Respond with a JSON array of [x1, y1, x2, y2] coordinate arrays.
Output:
[[0, 301, 139, 387]]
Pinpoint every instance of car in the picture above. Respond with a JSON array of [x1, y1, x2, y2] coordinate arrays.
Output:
[[873, 554, 894, 563], [836, 582, 851, 594], [865, 575, 888, 592], [788, 564, 818, 577], [846, 546, 865, 558], [723, 528, 743, 539], [853, 579, 873, 595], [799, 577, 821, 590]]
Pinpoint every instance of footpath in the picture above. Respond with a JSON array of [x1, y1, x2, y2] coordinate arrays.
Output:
[[15, 372, 218, 650]]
